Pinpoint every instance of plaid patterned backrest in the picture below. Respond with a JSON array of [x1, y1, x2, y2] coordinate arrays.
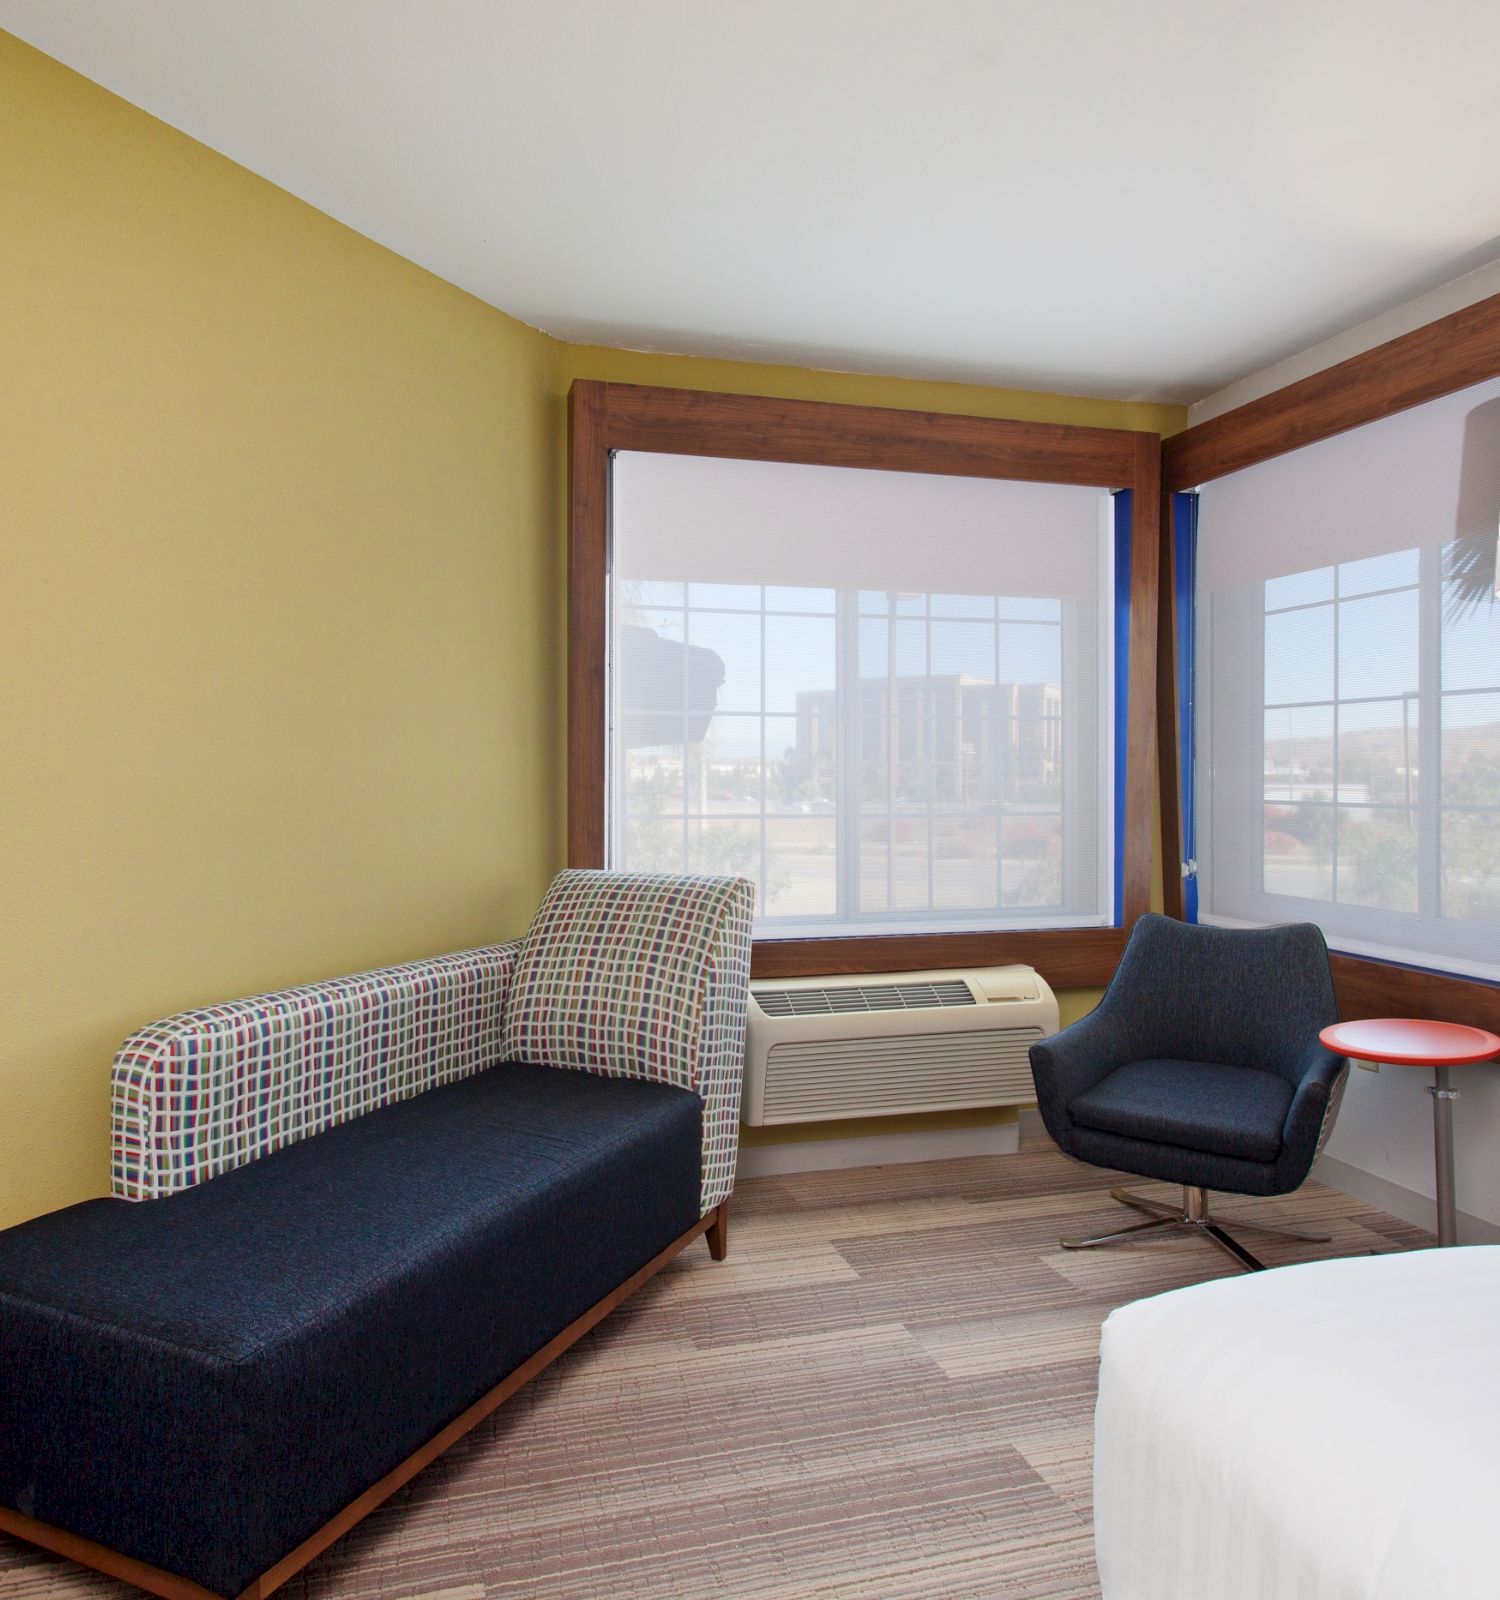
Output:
[[111, 941, 523, 1200], [501, 871, 756, 1213]]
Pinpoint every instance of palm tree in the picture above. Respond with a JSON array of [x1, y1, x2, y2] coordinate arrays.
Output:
[[1444, 533, 1496, 621], [1446, 397, 1500, 623]]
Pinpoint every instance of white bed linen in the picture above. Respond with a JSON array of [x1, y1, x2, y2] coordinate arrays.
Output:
[[1094, 1246, 1500, 1600]]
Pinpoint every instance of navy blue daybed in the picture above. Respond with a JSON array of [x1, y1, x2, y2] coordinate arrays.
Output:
[[0, 870, 755, 1600]]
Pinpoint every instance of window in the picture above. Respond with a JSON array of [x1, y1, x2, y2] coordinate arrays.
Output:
[[1197, 374, 1500, 978], [609, 451, 1115, 937], [569, 381, 1160, 975]]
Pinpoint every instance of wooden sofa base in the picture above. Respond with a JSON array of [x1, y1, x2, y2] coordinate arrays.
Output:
[[0, 1200, 729, 1600]]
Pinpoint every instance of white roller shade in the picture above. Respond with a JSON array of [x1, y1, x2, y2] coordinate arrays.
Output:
[[612, 452, 1105, 598], [609, 451, 1115, 938], [1200, 376, 1500, 590]]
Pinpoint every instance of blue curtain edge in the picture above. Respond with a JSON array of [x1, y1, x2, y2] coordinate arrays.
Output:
[[1174, 491, 1198, 923], [1113, 492, 1132, 927]]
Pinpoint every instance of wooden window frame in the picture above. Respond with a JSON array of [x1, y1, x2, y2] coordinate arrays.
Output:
[[569, 379, 1162, 986], [1156, 290, 1500, 1031]]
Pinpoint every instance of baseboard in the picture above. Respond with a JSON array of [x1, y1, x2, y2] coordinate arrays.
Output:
[[1312, 1153, 1500, 1246], [737, 1120, 1020, 1176]]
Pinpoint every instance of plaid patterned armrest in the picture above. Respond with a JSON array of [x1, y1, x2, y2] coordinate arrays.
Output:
[[501, 871, 756, 1213], [111, 940, 524, 1200]]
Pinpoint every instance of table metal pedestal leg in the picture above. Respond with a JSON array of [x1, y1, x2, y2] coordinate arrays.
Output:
[[1428, 1065, 1459, 1247]]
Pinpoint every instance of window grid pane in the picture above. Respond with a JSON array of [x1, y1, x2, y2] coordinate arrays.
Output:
[[613, 578, 1095, 930]]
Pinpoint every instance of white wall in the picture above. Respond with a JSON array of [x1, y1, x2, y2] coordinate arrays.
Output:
[[1190, 258, 1500, 426], [1319, 1063, 1500, 1244]]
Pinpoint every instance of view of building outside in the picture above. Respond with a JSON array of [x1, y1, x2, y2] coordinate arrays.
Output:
[[613, 580, 1087, 931]]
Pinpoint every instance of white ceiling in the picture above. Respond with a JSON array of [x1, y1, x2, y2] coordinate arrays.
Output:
[[6, 0, 1500, 404]]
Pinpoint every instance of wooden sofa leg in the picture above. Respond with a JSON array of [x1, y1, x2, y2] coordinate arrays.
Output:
[[707, 1201, 729, 1261]]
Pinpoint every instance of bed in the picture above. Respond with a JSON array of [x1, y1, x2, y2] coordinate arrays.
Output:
[[1093, 1246, 1500, 1600]]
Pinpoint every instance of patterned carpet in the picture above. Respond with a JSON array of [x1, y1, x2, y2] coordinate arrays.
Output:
[[0, 1134, 1428, 1600]]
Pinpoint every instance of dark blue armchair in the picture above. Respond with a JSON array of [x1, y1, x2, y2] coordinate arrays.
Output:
[[1028, 915, 1350, 1271]]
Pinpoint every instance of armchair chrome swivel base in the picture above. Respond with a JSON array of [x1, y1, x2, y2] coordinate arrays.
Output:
[[1061, 1186, 1331, 1273]]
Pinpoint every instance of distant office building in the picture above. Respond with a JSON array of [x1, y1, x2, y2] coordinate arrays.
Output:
[[791, 676, 1061, 803]]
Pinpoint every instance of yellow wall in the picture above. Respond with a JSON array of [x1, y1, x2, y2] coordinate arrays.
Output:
[[0, 35, 564, 1226], [2, 29, 1181, 1226]]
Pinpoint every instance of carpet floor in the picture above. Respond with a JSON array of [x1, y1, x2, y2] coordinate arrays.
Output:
[[0, 1134, 1429, 1600]]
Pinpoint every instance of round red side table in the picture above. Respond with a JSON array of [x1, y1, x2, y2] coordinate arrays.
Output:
[[1319, 1018, 1500, 1247]]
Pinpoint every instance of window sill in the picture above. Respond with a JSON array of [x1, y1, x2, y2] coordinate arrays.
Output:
[[752, 913, 1112, 942], [749, 925, 1126, 988], [1199, 913, 1500, 988]]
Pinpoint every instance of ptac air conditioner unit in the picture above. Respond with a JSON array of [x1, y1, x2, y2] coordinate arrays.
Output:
[[742, 966, 1060, 1125]]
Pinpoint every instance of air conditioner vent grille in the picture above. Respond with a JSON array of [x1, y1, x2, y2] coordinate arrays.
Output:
[[761, 1028, 1043, 1121], [754, 981, 976, 1018]]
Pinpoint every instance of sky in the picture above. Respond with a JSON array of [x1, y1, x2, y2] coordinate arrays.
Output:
[[1263, 548, 1499, 731]]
